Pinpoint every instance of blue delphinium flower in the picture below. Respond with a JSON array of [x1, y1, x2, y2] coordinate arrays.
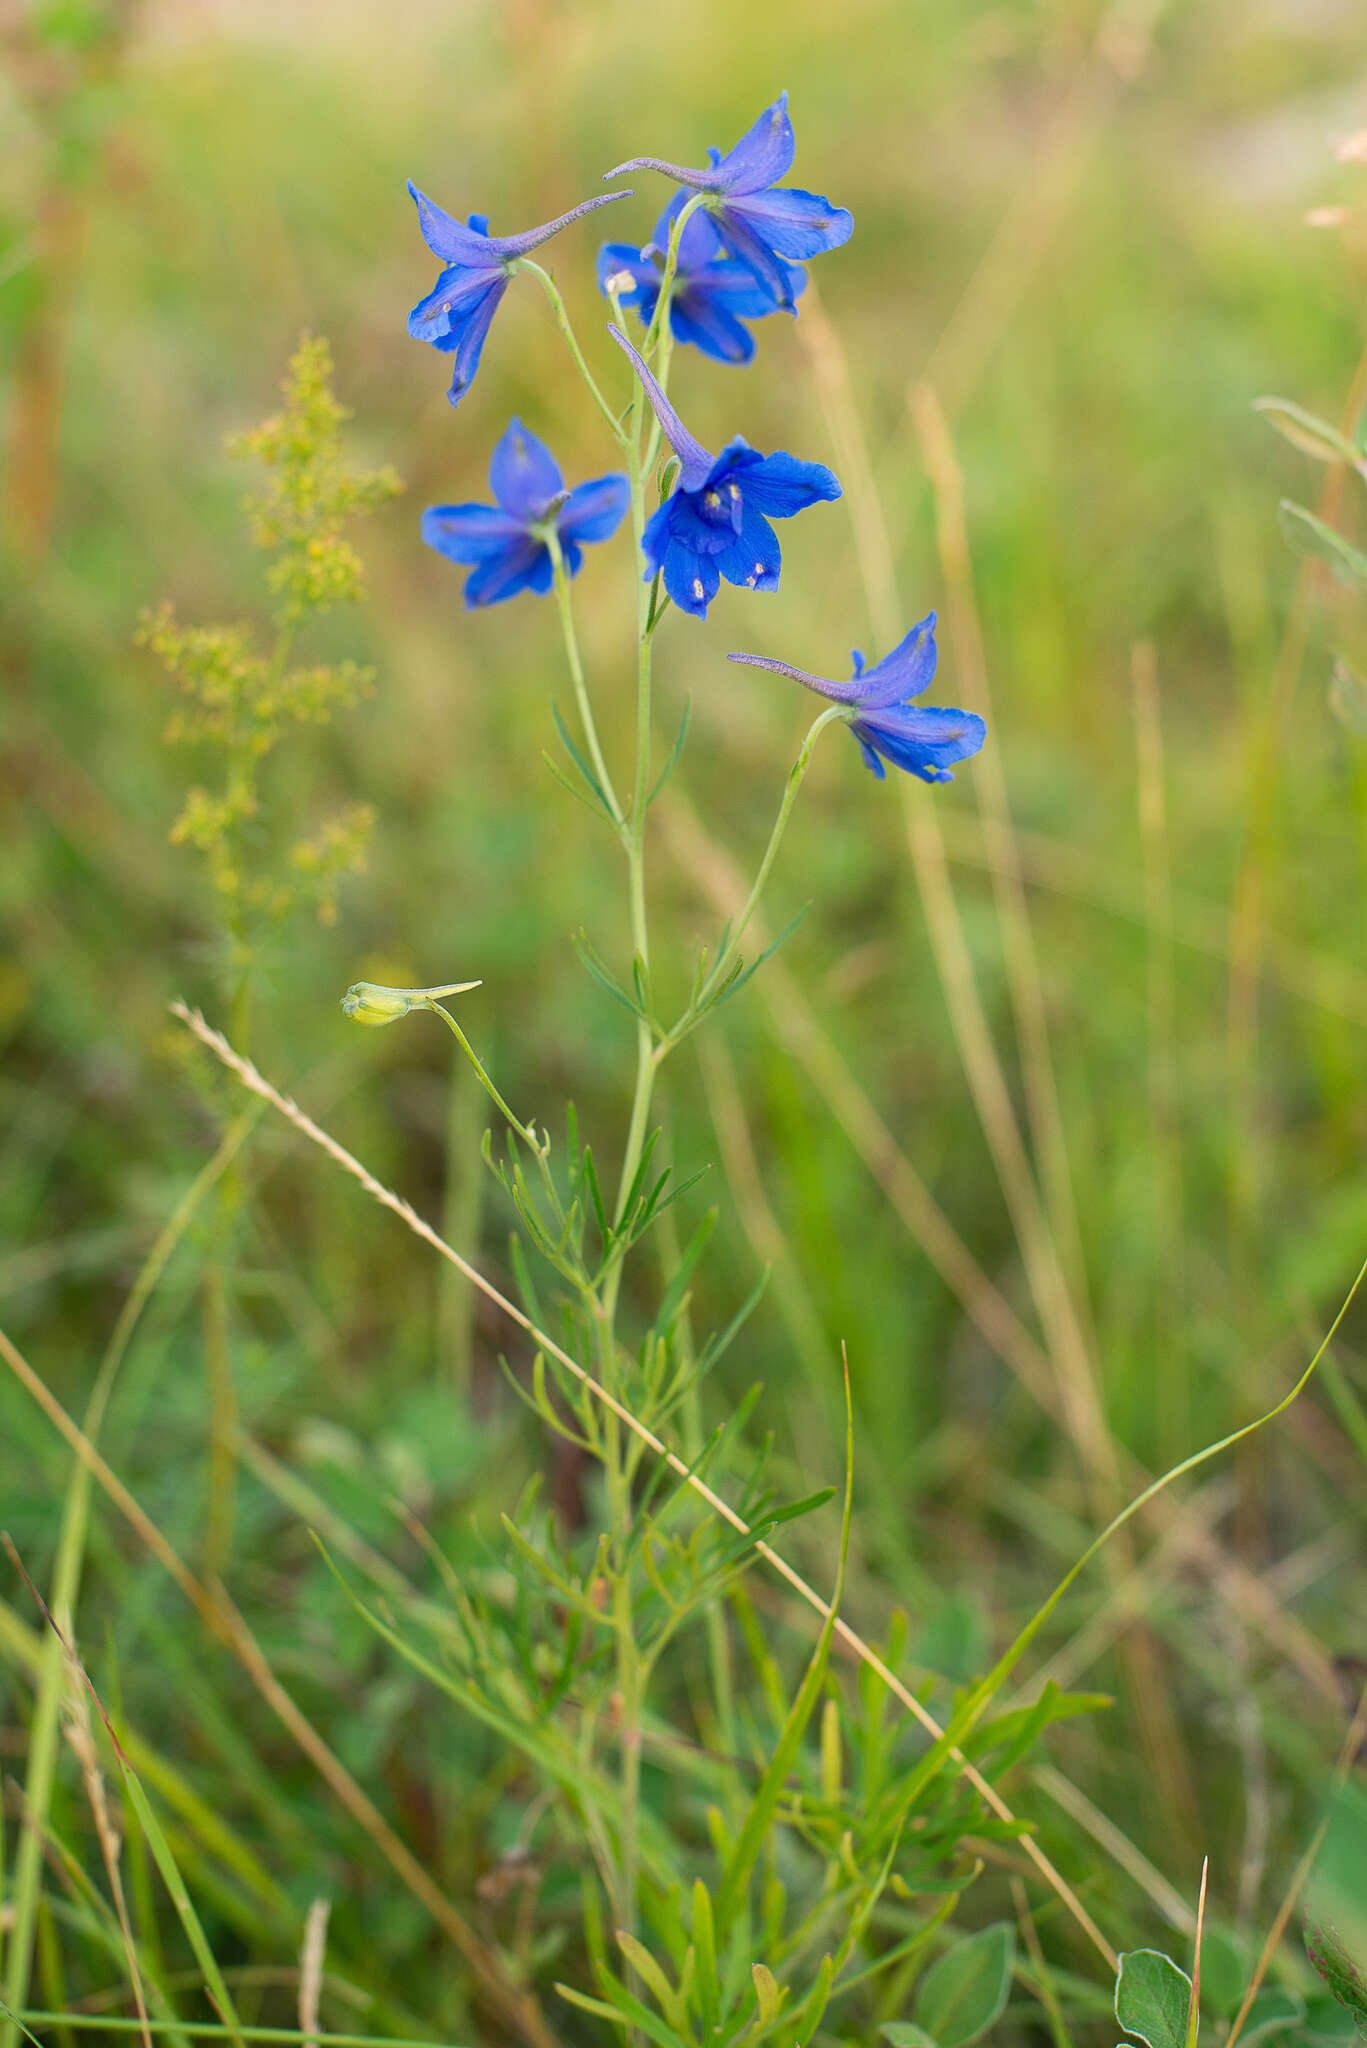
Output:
[[422, 418, 629, 608], [607, 326, 840, 618], [407, 183, 631, 407], [729, 614, 987, 783], [604, 93, 851, 312], [598, 191, 805, 365]]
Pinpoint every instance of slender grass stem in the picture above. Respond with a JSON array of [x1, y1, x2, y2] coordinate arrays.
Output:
[[423, 999, 536, 1144], [0, 1114, 256, 2048], [660, 705, 846, 1054], [516, 259, 626, 444], [545, 528, 624, 828]]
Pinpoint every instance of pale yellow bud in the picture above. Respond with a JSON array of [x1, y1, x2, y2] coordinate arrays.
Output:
[[340, 979, 481, 1026]]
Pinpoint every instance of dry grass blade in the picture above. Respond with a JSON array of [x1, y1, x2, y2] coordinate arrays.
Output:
[[0, 1332, 557, 2048]]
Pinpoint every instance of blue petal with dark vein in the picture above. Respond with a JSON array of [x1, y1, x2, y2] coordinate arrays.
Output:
[[421, 502, 526, 564], [731, 447, 842, 517], [853, 613, 939, 707], [721, 185, 854, 260], [853, 704, 986, 783], [715, 508, 782, 591], [464, 537, 553, 608], [488, 418, 564, 521], [557, 474, 630, 545]]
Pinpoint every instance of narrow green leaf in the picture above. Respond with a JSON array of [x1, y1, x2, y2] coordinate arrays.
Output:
[[571, 929, 645, 1017], [710, 906, 810, 1015], [650, 1208, 717, 1336], [647, 695, 692, 807], [916, 1922, 1015, 2048], [549, 699, 611, 814], [1278, 501, 1367, 586], [541, 745, 613, 821], [1254, 398, 1366, 468], [752, 1963, 784, 2029], [1115, 1949, 1194, 2048], [692, 1881, 719, 2041], [615, 1933, 683, 2030], [882, 2026, 940, 2048]]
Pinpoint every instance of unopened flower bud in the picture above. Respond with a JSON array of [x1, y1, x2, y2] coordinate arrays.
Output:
[[340, 979, 481, 1026]]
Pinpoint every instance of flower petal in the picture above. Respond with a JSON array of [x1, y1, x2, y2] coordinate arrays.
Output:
[[854, 612, 939, 707], [443, 280, 508, 407], [693, 255, 805, 319], [661, 541, 721, 617], [724, 185, 854, 261], [709, 93, 796, 195], [606, 324, 715, 489], [408, 263, 500, 345], [854, 703, 987, 782], [734, 447, 842, 519], [422, 501, 526, 564], [557, 473, 631, 546], [488, 417, 564, 521], [716, 508, 782, 591], [408, 182, 499, 266], [856, 734, 888, 780], [670, 286, 755, 364], [707, 209, 801, 308], [464, 535, 553, 607]]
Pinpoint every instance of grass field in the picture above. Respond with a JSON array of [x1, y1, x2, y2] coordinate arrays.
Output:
[[4, 1, 1367, 2043]]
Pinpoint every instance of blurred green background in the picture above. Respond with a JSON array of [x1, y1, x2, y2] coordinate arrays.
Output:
[[4, 0, 1367, 2036]]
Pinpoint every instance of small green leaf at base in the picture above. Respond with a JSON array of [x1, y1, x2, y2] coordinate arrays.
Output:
[[916, 1923, 1015, 2048], [1116, 1949, 1195, 2048], [882, 2025, 940, 2048]]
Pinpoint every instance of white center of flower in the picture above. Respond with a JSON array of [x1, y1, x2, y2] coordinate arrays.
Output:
[[692, 578, 705, 600], [704, 491, 722, 511], [604, 269, 637, 295]]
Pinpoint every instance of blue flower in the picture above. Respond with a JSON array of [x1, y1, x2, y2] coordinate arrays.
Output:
[[422, 418, 630, 608], [604, 93, 851, 313], [407, 183, 631, 407], [728, 614, 987, 783], [598, 191, 805, 365], [607, 325, 840, 619]]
